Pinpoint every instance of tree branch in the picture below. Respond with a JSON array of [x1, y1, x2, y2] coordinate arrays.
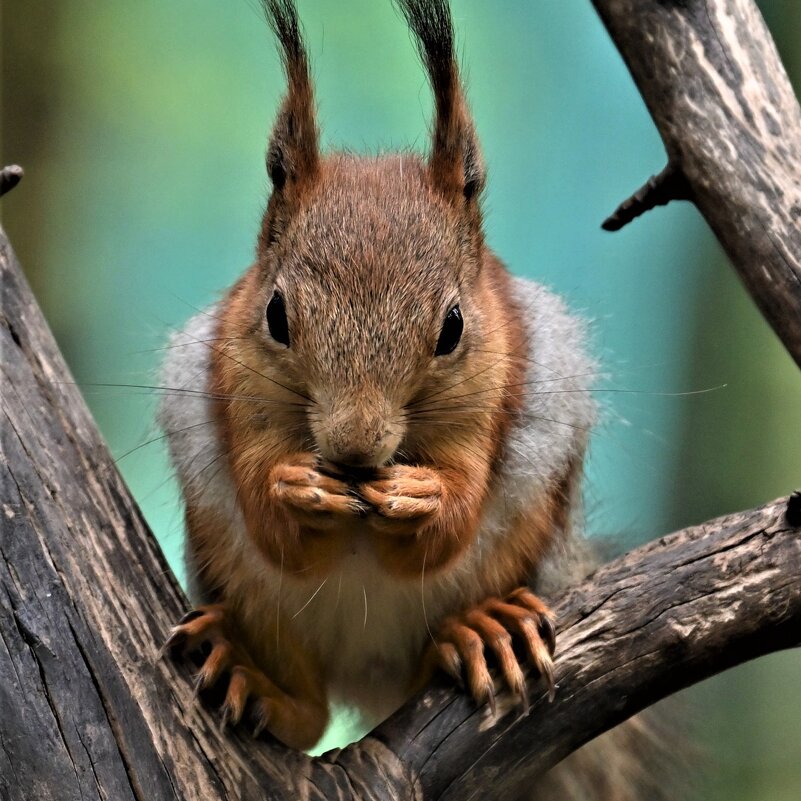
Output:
[[2, 222, 800, 801], [369, 495, 801, 800], [593, 0, 801, 368], [601, 162, 692, 231], [3, 0, 801, 797]]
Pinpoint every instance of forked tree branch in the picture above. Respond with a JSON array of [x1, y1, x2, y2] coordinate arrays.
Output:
[[1, 227, 800, 801], [592, 0, 801, 367], [2, 0, 801, 798]]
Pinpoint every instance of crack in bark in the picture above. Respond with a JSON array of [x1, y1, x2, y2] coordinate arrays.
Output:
[[67, 619, 149, 801]]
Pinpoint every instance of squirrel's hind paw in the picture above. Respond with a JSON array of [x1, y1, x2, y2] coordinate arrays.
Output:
[[430, 588, 556, 714], [163, 605, 328, 750]]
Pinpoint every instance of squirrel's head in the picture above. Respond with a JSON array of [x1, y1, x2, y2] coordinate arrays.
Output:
[[223, 0, 516, 470]]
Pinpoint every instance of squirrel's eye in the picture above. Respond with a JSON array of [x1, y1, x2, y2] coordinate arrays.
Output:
[[266, 290, 290, 347], [435, 305, 463, 356]]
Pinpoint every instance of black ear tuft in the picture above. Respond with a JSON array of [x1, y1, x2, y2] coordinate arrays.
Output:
[[267, 143, 288, 190], [261, 0, 319, 190], [395, 0, 486, 204]]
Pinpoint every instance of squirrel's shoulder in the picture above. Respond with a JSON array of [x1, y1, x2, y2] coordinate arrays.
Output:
[[478, 275, 596, 532], [158, 307, 237, 513], [506, 274, 597, 449]]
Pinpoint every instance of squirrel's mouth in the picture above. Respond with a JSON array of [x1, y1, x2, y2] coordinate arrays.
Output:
[[316, 459, 383, 483]]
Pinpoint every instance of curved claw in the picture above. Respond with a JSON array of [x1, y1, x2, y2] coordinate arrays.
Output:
[[539, 615, 556, 657], [541, 658, 556, 703], [219, 704, 232, 733], [177, 609, 205, 626], [161, 629, 187, 659], [436, 642, 463, 684], [194, 641, 232, 693], [485, 683, 497, 717], [432, 588, 558, 712], [192, 672, 205, 699], [252, 698, 272, 739]]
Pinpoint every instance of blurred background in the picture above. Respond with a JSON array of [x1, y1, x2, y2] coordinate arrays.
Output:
[[2, 0, 799, 795]]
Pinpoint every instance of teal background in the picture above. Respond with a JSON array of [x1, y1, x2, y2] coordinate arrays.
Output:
[[2, 0, 800, 794]]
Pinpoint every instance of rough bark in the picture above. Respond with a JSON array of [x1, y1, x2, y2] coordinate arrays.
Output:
[[3, 0, 801, 797], [373, 499, 801, 800], [593, 0, 801, 368], [0, 229, 318, 799], [2, 220, 800, 801]]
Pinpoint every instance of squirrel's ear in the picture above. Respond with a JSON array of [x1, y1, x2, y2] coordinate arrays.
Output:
[[262, 0, 319, 194], [397, 0, 485, 204]]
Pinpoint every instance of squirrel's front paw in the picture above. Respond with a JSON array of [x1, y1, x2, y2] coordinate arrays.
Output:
[[429, 588, 556, 714], [359, 464, 442, 534], [163, 605, 327, 750], [270, 453, 365, 530]]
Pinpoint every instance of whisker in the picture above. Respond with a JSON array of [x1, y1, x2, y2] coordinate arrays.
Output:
[[129, 336, 250, 356], [113, 419, 217, 463], [472, 348, 578, 374], [410, 358, 503, 408], [177, 327, 316, 405], [60, 380, 310, 409], [421, 545, 436, 648], [334, 573, 343, 613], [406, 296, 554, 409], [188, 445, 235, 488], [409, 382, 727, 415], [408, 408, 591, 432], [410, 375, 591, 412], [407, 368, 602, 412], [167, 294, 244, 327], [291, 577, 328, 619], [480, 293, 543, 347], [276, 545, 284, 649]]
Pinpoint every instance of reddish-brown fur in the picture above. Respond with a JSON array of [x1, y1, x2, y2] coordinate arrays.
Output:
[[165, 0, 580, 752]]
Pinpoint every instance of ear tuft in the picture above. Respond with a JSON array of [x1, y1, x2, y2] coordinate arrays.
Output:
[[395, 0, 486, 205], [261, 0, 319, 191], [267, 144, 288, 190]]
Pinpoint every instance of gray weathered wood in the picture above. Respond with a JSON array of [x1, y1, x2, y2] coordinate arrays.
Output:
[[0, 227, 338, 801], [593, 0, 801, 368], [372, 496, 801, 800], [2, 221, 800, 801], [3, 0, 801, 795]]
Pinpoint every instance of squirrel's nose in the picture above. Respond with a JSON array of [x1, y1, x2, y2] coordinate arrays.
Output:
[[322, 432, 394, 469], [313, 392, 405, 468]]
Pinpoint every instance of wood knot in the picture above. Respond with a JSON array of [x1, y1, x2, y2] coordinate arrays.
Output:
[[0, 165, 24, 198], [785, 491, 801, 528]]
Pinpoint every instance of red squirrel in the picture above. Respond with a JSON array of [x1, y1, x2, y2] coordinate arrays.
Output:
[[160, 0, 596, 755]]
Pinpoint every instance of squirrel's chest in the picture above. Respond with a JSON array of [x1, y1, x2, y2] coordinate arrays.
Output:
[[266, 544, 456, 714], [283, 549, 428, 668]]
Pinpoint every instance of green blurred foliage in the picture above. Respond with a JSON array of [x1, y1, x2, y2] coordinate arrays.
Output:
[[2, 0, 799, 791]]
